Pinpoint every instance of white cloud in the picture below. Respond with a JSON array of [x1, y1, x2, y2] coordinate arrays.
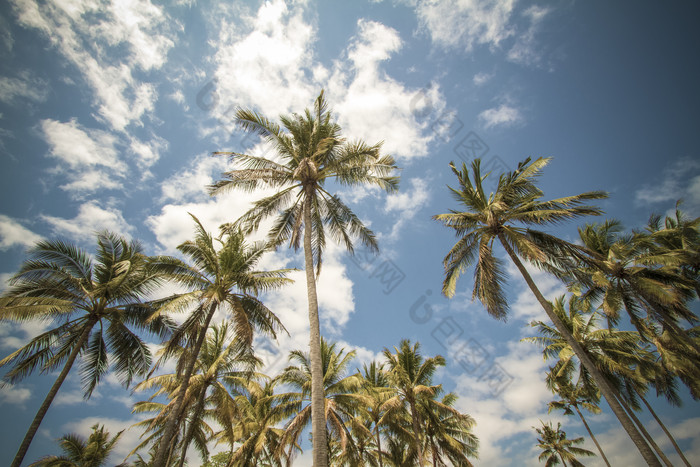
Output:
[[635, 158, 700, 217], [507, 260, 567, 325], [160, 153, 229, 203], [0, 214, 43, 250], [416, 0, 517, 52], [330, 20, 442, 160], [40, 118, 127, 194], [0, 383, 31, 406], [41, 201, 134, 240], [210, 0, 320, 122], [479, 103, 523, 129], [507, 5, 552, 66], [383, 177, 431, 240], [11, 0, 175, 133], [205, 5, 441, 161], [473, 71, 494, 86], [451, 340, 560, 466], [0, 70, 49, 105]]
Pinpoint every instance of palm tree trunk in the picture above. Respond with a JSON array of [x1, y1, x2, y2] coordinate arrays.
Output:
[[408, 397, 424, 466], [177, 382, 209, 467], [303, 186, 328, 467], [498, 234, 662, 467], [153, 301, 218, 467], [618, 395, 673, 467], [11, 315, 98, 467], [375, 426, 383, 467], [573, 405, 611, 467], [559, 454, 568, 467], [638, 393, 691, 467]]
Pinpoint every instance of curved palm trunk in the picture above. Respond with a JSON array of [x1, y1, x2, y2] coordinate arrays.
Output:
[[498, 235, 662, 467], [638, 393, 692, 467], [177, 382, 209, 467], [408, 397, 424, 466], [11, 315, 98, 467], [303, 186, 328, 467], [573, 405, 611, 467], [154, 301, 218, 467], [618, 395, 673, 467]]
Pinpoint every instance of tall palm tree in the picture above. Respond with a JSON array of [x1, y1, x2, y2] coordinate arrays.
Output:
[[29, 424, 122, 467], [214, 378, 297, 466], [433, 157, 662, 466], [0, 233, 173, 467], [382, 339, 445, 466], [150, 216, 291, 466], [420, 391, 478, 467], [546, 372, 610, 466], [131, 321, 258, 466], [525, 296, 675, 466], [570, 220, 699, 357], [209, 90, 399, 467], [357, 361, 395, 467], [534, 421, 595, 467], [276, 338, 370, 465]]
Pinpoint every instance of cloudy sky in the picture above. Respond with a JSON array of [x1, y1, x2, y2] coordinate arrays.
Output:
[[1, 0, 699, 465]]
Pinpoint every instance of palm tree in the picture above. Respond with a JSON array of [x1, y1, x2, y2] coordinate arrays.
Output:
[[570, 220, 699, 357], [209, 90, 399, 467], [29, 424, 122, 467], [525, 296, 675, 466], [357, 361, 394, 467], [214, 378, 297, 466], [131, 321, 258, 466], [276, 338, 370, 465], [0, 233, 173, 467], [382, 339, 445, 466], [534, 421, 595, 467], [433, 157, 661, 466], [150, 216, 291, 466], [546, 373, 610, 466], [420, 391, 478, 467]]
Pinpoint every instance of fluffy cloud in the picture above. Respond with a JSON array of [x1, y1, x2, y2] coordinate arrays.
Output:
[[479, 103, 523, 129], [41, 201, 134, 241], [209, 0, 320, 122], [40, 119, 127, 194], [416, 0, 517, 52], [383, 177, 431, 240], [0, 383, 31, 406], [0, 214, 43, 250], [330, 20, 442, 160], [11, 0, 175, 133]]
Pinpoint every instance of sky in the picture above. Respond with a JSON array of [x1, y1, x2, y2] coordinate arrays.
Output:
[[1, 0, 699, 465]]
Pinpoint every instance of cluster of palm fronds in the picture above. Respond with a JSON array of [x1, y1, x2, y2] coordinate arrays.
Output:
[[129, 335, 478, 467], [434, 155, 699, 466]]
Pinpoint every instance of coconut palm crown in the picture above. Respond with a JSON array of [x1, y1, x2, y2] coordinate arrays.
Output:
[[434, 156, 607, 320]]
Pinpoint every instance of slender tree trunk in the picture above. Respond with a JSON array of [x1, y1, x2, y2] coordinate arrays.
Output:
[[498, 235, 662, 467], [408, 397, 424, 466], [153, 301, 218, 467], [638, 393, 692, 467], [375, 426, 383, 467], [573, 405, 611, 467], [303, 186, 328, 467], [618, 395, 673, 467], [177, 381, 209, 467], [11, 316, 98, 467], [559, 454, 568, 467]]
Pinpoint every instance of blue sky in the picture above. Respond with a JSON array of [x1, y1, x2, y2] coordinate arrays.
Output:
[[1, 0, 699, 465]]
